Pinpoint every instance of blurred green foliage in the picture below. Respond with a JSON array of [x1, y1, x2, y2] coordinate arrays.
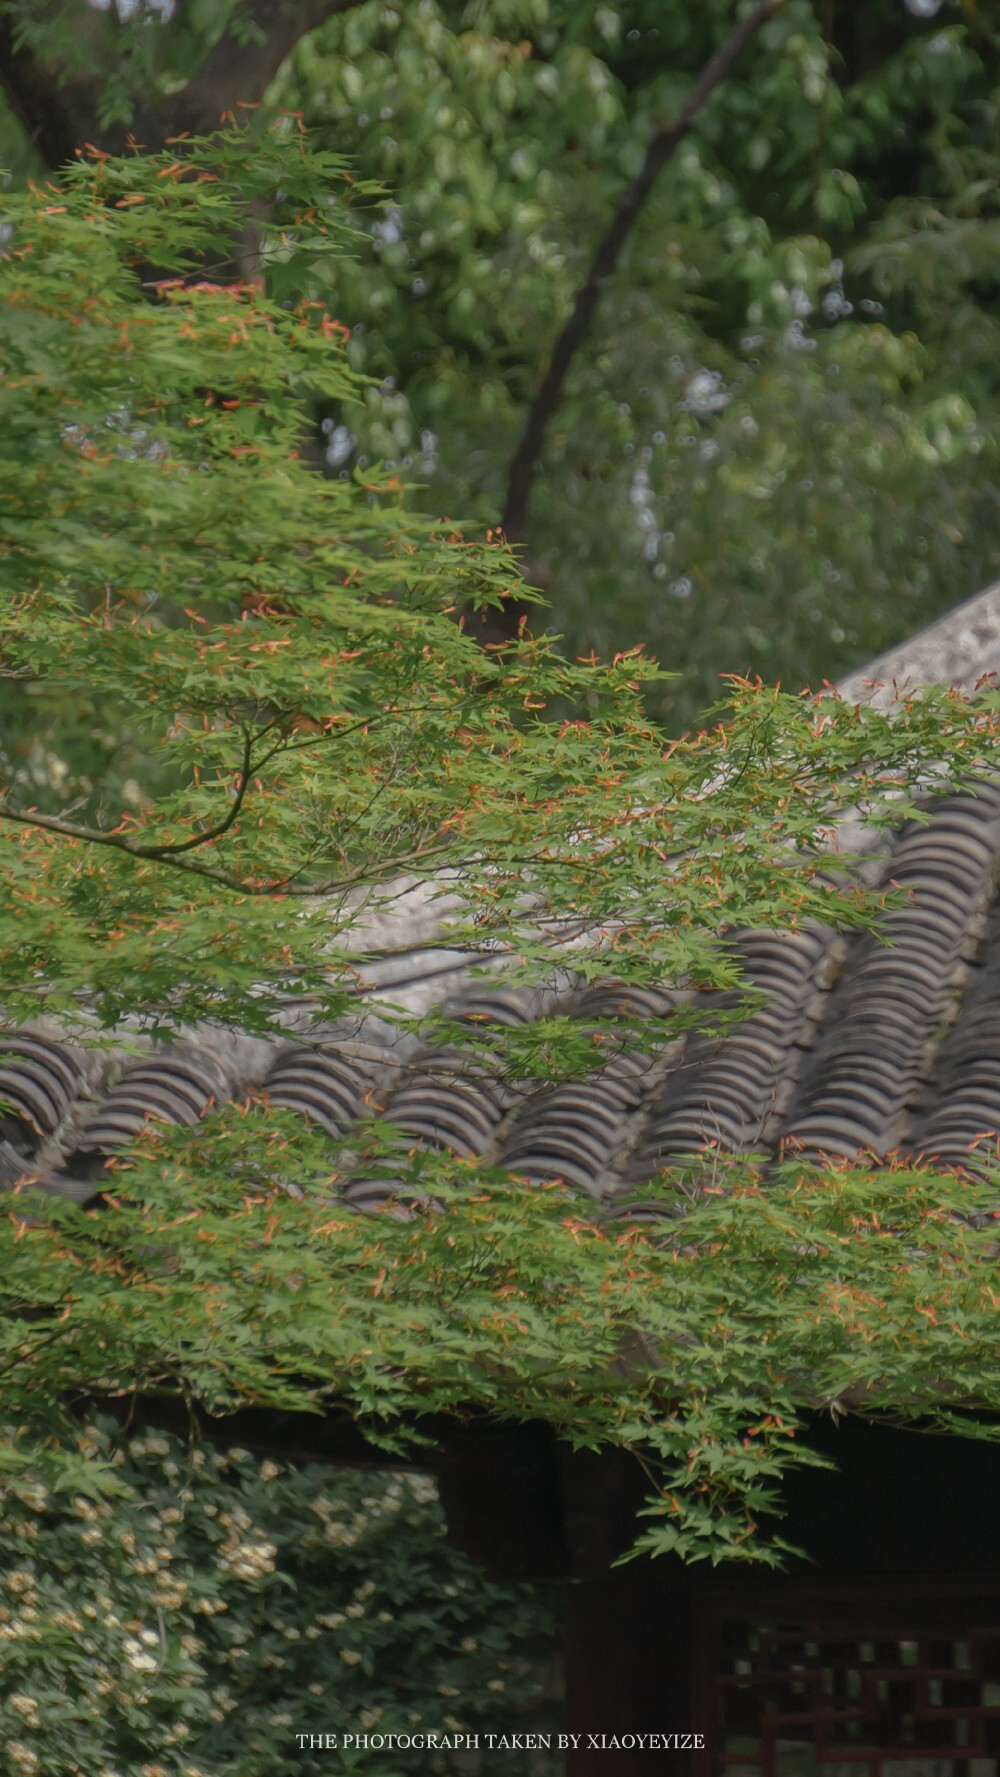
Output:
[[267, 0, 1000, 721]]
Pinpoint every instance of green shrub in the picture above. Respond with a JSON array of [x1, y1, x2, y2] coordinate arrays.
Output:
[[0, 1420, 560, 1777]]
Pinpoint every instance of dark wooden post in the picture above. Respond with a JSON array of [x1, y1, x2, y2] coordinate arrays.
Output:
[[563, 1560, 699, 1776], [435, 1420, 570, 1581], [559, 1447, 704, 1777]]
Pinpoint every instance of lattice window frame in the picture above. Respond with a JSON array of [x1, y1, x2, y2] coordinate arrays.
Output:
[[695, 1577, 1000, 1777]]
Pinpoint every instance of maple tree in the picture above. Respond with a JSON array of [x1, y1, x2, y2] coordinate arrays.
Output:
[[2, 127, 1000, 1592]]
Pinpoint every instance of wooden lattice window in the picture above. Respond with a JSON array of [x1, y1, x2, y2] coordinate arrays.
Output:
[[696, 1580, 1000, 1777]]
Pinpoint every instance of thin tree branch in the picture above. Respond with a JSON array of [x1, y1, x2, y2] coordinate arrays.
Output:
[[502, 0, 788, 545], [478, 0, 788, 644], [0, 780, 639, 903], [0, 798, 454, 897], [0, 695, 496, 900], [133, 728, 257, 858], [0, 728, 257, 866]]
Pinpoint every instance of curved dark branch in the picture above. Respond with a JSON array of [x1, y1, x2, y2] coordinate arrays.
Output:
[[0, 797, 454, 898], [136, 728, 257, 859], [479, 0, 788, 645]]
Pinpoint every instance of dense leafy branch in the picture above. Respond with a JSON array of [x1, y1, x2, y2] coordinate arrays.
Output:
[[7, 1134, 1000, 1568]]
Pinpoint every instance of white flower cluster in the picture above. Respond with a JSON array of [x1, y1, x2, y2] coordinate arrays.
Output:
[[124, 1630, 162, 1674], [218, 1540, 278, 1581]]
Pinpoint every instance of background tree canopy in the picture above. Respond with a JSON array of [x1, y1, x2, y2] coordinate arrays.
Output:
[[2, 0, 999, 725]]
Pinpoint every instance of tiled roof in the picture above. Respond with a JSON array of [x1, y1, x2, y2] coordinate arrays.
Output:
[[4, 779, 1000, 1214]]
